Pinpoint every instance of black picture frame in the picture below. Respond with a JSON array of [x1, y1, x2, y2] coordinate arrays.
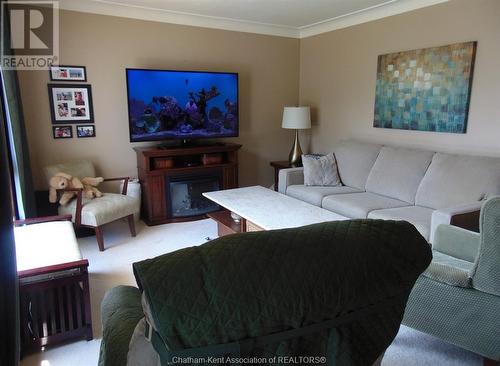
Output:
[[48, 84, 94, 124], [52, 125, 73, 139], [76, 125, 96, 138], [49, 65, 87, 82]]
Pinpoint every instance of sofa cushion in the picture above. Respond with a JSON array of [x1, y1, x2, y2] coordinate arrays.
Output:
[[286, 185, 361, 207], [415, 153, 500, 209], [333, 140, 382, 190], [368, 206, 434, 240], [365, 146, 434, 203], [321, 192, 408, 218]]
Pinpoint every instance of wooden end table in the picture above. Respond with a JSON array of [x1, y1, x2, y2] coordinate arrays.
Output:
[[270, 160, 300, 191], [14, 215, 93, 355]]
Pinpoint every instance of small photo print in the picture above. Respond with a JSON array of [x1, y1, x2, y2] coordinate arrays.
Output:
[[76, 125, 95, 138], [57, 103, 69, 117], [69, 69, 84, 79], [56, 69, 69, 78], [50, 66, 87, 82], [53, 126, 73, 139], [56, 92, 72, 101], [74, 91, 85, 105], [71, 107, 86, 117]]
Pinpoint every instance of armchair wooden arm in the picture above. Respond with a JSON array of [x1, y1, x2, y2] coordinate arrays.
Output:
[[103, 176, 130, 195], [14, 214, 73, 226], [58, 188, 83, 226]]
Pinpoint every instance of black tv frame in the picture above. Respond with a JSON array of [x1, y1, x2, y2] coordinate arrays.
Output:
[[125, 68, 239, 143]]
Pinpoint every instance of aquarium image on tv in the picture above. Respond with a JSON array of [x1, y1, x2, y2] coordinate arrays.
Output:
[[126, 69, 238, 142]]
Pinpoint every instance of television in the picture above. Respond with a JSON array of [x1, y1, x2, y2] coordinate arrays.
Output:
[[126, 68, 239, 142]]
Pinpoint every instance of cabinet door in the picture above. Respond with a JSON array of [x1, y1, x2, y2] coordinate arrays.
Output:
[[222, 167, 238, 189], [145, 175, 166, 222]]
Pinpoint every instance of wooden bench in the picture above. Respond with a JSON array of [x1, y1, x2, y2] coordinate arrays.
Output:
[[14, 215, 92, 355]]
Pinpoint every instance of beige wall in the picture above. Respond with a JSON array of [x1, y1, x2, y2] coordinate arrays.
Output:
[[300, 0, 500, 156], [20, 0, 500, 191], [19, 10, 299, 190]]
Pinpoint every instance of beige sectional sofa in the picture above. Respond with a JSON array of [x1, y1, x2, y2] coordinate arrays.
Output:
[[278, 140, 500, 241]]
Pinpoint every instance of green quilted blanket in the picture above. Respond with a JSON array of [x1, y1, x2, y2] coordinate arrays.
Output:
[[133, 219, 432, 365], [98, 286, 144, 366]]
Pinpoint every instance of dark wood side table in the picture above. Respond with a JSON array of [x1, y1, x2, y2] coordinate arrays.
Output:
[[270, 160, 300, 191]]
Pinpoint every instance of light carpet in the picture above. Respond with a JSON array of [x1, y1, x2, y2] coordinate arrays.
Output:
[[20, 219, 481, 366]]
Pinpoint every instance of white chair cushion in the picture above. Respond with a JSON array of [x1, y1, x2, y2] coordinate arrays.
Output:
[[286, 185, 361, 207], [368, 205, 434, 241], [321, 192, 409, 218], [59, 193, 138, 227], [14, 221, 81, 272]]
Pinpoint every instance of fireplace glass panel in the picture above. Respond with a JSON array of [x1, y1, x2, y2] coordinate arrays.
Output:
[[169, 177, 220, 217]]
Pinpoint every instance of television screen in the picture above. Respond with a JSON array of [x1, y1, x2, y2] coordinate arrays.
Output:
[[126, 69, 238, 142]]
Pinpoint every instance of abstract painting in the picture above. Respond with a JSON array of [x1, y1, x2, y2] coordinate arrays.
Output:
[[374, 42, 476, 133]]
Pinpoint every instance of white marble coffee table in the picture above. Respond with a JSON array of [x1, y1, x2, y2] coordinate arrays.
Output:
[[203, 185, 346, 234]]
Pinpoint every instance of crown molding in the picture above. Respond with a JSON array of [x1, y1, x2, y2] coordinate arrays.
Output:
[[58, 0, 450, 40], [299, 0, 450, 38], [57, 0, 300, 38]]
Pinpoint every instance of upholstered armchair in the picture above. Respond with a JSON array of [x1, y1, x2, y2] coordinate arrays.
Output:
[[403, 196, 500, 365], [44, 160, 139, 251]]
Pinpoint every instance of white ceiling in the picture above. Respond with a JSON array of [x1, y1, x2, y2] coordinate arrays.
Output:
[[58, 0, 449, 38]]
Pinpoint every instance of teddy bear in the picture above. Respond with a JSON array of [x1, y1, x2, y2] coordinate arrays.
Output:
[[81, 177, 104, 199], [49, 173, 104, 205], [49, 172, 84, 205]]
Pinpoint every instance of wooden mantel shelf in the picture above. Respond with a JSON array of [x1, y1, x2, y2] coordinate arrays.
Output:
[[134, 142, 241, 158]]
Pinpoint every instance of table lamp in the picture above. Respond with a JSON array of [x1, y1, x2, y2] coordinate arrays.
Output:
[[282, 106, 311, 166]]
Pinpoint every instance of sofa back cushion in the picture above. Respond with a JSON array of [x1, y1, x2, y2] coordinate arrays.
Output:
[[415, 153, 500, 209], [365, 146, 434, 203], [333, 140, 382, 190]]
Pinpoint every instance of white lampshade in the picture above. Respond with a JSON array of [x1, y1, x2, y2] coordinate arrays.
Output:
[[282, 106, 311, 130]]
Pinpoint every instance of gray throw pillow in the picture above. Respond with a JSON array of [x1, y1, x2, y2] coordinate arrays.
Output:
[[302, 153, 341, 186]]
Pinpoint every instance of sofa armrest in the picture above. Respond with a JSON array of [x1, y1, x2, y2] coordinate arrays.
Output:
[[433, 224, 480, 262], [429, 201, 483, 243], [99, 286, 143, 366], [278, 167, 304, 194]]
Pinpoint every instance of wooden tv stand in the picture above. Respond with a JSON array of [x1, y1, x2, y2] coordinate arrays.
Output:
[[134, 142, 242, 225]]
